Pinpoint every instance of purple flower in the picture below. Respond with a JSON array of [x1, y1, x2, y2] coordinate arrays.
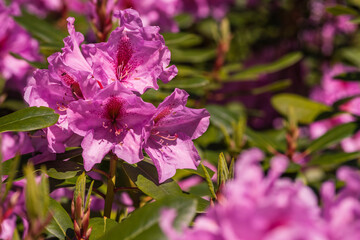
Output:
[[161, 149, 326, 240], [1, 132, 34, 161], [320, 167, 360, 239], [88, 0, 180, 32], [309, 64, 360, 151], [142, 88, 210, 183], [310, 64, 360, 106], [15, 0, 88, 17], [0, 180, 28, 240], [24, 17, 99, 153], [67, 81, 155, 171], [301, 0, 357, 56], [87, 9, 177, 94], [0, 0, 41, 92]]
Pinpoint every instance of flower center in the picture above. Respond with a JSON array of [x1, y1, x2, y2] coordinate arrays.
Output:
[[150, 129, 178, 146], [103, 97, 125, 136], [116, 36, 134, 81]]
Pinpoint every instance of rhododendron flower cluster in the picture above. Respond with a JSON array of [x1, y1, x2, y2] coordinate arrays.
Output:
[[25, 8, 210, 182], [161, 149, 360, 240], [0, 0, 41, 92], [310, 64, 360, 152]]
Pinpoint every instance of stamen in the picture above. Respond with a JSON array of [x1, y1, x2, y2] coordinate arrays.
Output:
[[57, 103, 67, 111], [151, 129, 178, 144]]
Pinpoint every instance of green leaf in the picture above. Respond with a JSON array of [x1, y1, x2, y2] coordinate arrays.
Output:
[[175, 164, 215, 179], [251, 79, 292, 95], [122, 161, 208, 213], [308, 152, 360, 167], [271, 94, 332, 124], [245, 128, 285, 153], [85, 180, 94, 211], [200, 163, 216, 199], [9, 52, 47, 69], [24, 164, 50, 221], [341, 48, 360, 67], [74, 172, 86, 204], [46, 198, 74, 240], [14, 12, 67, 45], [0, 100, 28, 111], [1, 155, 20, 201], [226, 52, 303, 81], [0, 106, 59, 133], [99, 196, 197, 240], [334, 72, 360, 81], [229, 158, 235, 179], [170, 48, 216, 63], [159, 76, 209, 89], [1, 148, 82, 180], [163, 33, 202, 47], [46, 160, 83, 180], [326, 5, 358, 16], [206, 104, 241, 134], [305, 122, 359, 154], [89, 218, 118, 240], [122, 162, 183, 199], [217, 153, 229, 187]]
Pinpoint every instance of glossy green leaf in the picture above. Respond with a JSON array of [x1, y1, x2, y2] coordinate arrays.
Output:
[[122, 161, 183, 199], [123, 161, 208, 213], [170, 48, 216, 63], [46, 160, 82, 180], [308, 152, 360, 167], [2, 148, 82, 180], [14, 12, 67, 45], [251, 79, 292, 95], [271, 94, 332, 124], [226, 52, 303, 81], [334, 71, 360, 81], [46, 198, 74, 240], [206, 104, 241, 133], [99, 196, 197, 240], [305, 122, 358, 154], [341, 48, 360, 67], [89, 217, 118, 240], [160, 76, 209, 89], [0, 106, 59, 133], [175, 164, 215, 179], [9, 52, 47, 69], [326, 5, 358, 16], [245, 128, 285, 153], [163, 32, 202, 47], [0, 100, 28, 111]]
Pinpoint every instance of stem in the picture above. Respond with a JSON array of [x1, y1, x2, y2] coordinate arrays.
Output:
[[104, 154, 117, 218]]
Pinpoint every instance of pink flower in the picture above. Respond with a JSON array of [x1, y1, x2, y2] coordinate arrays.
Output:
[[87, 9, 177, 94], [0, 0, 41, 92], [67, 81, 155, 170], [142, 88, 210, 183], [161, 149, 327, 240], [309, 64, 360, 152], [24, 18, 98, 153]]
